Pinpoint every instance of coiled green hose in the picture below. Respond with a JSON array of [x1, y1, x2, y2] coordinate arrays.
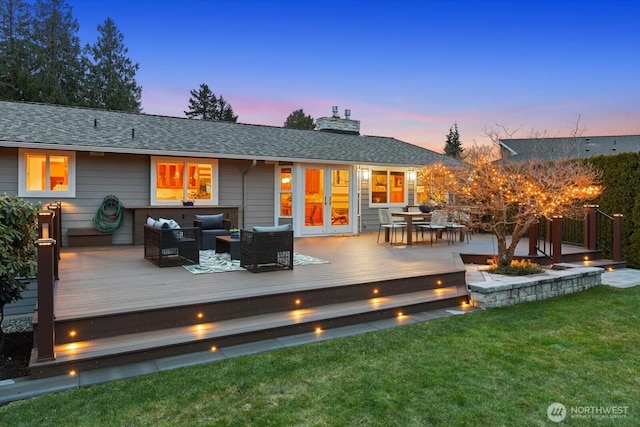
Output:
[[93, 195, 124, 233]]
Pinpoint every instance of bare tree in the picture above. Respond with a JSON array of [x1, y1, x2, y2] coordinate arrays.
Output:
[[448, 147, 602, 266]]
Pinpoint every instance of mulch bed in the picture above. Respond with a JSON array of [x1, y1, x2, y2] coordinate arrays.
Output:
[[0, 332, 33, 380]]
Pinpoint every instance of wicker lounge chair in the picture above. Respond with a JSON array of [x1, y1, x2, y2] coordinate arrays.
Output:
[[240, 225, 294, 273], [193, 214, 231, 251], [144, 224, 200, 267]]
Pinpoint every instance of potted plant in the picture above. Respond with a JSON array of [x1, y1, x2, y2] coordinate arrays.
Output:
[[229, 228, 240, 239]]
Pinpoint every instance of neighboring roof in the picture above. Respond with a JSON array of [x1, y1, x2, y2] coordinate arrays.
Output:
[[0, 101, 459, 167], [499, 135, 640, 162]]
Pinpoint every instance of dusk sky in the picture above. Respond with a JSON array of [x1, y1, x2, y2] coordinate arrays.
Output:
[[68, 0, 639, 153]]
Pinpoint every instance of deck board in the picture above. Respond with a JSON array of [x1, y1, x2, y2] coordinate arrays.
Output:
[[54, 233, 474, 319], [47, 287, 466, 364], [53, 232, 582, 320], [30, 233, 594, 378]]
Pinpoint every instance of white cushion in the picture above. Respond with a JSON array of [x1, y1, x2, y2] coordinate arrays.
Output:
[[156, 218, 181, 229]]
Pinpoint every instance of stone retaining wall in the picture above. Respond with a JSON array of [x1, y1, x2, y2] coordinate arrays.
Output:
[[467, 267, 603, 309]]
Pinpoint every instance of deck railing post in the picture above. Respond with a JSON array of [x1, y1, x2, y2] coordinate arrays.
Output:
[[36, 212, 56, 362], [613, 214, 623, 262], [528, 221, 538, 256], [48, 201, 62, 247], [552, 215, 563, 264], [46, 202, 61, 279], [585, 204, 598, 250]]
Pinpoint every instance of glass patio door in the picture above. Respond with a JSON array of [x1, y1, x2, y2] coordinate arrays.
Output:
[[302, 166, 352, 234]]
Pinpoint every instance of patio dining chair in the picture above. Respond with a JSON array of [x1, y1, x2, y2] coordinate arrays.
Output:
[[418, 209, 447, 245], [388, 207, 408, 225], [407, 205, 431, 241], [448, 210, 472, 243], [377, 209, 406, 245]]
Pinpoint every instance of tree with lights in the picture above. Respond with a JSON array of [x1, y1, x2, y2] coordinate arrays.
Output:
[[449, 145, 602, 266], [417, 162, 458, 206]]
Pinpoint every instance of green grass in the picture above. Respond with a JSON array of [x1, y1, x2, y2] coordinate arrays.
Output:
[[1, 286, 638, 426]]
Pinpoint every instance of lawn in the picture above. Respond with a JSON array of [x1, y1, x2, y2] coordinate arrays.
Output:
[[1, 286, 638, 426]]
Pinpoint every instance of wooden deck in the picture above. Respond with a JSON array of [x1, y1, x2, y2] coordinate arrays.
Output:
[[29, 232, 597, 378], [52, 232, 473, 320]]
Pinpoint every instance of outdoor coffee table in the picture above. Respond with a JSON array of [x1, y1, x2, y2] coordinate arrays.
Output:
[[216, 235, 241, 260]]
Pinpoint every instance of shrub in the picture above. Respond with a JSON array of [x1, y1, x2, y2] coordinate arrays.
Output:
[[0, 195, 40, 351], [488, 258, 545, 276]]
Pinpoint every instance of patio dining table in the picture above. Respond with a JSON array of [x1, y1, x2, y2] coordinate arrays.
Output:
[[390, 211, 431, 245]]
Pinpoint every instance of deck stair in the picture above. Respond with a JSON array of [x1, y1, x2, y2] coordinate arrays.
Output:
[[30, 270, 468, 378]]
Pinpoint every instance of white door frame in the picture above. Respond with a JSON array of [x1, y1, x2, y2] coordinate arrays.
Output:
[[295, 164, 357, 236]]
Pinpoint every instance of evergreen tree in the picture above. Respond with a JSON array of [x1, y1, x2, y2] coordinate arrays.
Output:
[[284, 108, 315, 130], [444, 122, 463, 158], [185, 83, 238, 122], [215, 95, 237, 122], [30, 0, 83, 105], [0, 0, 33, 101], [83, 18, 141, 112], [185, 83, 217, 120]]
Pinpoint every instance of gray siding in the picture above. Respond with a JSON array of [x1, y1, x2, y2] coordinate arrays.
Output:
[[218, 159, 247, 228], [2, 149, 256, 244], [243, 162, 275, 228], [360, 178, 377, 233], [3, 279, 36, 316], [73, 152, 148, 245], [0, 148, 18, 194]]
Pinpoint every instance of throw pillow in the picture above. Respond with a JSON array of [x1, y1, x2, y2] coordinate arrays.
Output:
[[195, 213, 224, 229], [157, 218, 181, 229], [253, 224, 291, 233]]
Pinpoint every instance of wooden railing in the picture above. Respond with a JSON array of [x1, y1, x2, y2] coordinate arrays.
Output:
[[529, 205, 623, 263], [34, 202, 61, 362]]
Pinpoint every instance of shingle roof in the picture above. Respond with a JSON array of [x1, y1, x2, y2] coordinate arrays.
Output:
[[0, 101, 458, 167], [500, 135, 640, 162]]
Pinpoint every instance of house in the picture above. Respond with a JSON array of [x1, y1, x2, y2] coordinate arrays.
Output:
[[0, 101, 458, 244], [499, 135, 640, 162]]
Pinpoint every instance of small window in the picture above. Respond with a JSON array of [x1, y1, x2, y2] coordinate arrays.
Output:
[[151, 157, 218, 205], [19, 149, 76, 198], [278, 167, 292, 217], [369, 169, 406, 206]]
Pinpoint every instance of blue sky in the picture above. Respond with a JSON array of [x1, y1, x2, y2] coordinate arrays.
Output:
[[68, 0, 640, 152]]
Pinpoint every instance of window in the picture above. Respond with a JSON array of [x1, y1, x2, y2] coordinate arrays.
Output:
[[369, 169, 406, 206], [278, 167, 292, 217], [151, 156, 218, 205], [19, 149, 76, 197]]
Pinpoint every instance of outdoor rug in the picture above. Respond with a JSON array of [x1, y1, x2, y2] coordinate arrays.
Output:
[[183, 250, 330, 274]]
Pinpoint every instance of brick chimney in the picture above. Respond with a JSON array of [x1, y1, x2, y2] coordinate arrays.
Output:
[[316, 106, 360, 135]]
